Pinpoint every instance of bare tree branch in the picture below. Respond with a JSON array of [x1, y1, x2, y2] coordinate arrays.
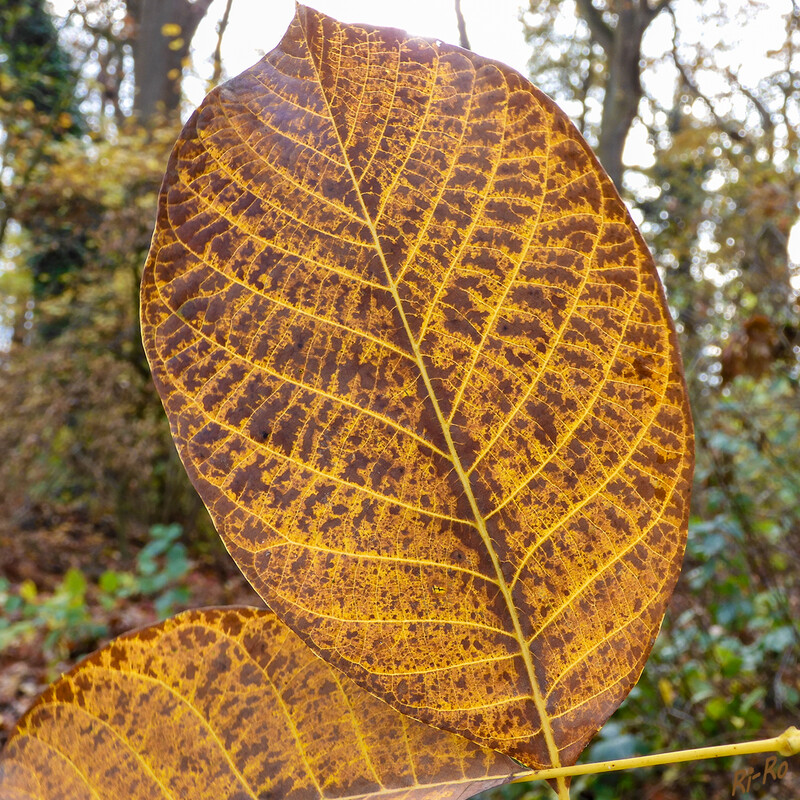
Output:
[[211, 0, 234, 87], [672, 53, 734, 135], [575, 0, 613, 54], [667, 10, 744, 143], [724, 67, 774, 140], [643, 0, 672, 23]]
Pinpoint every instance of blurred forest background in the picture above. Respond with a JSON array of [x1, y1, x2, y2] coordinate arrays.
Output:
[[0, 1, 798, 797]]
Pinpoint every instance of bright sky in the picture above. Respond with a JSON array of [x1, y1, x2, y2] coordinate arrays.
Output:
[[188, 0, 533, 89], [186, 0, 791, 99], [46, 0, 791, 147], [185, 0, 790, 165], [44, 0, 800, 266]]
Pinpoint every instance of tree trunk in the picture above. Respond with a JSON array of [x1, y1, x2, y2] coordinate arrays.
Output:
[[125, 0, 214, 123], [576, 0, 668, 189], [596, 8, 645, 187]]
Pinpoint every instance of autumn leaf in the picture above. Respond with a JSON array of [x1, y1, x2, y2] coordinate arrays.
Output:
[[141, 4, 694, 771], [0, 607, 517, 800]]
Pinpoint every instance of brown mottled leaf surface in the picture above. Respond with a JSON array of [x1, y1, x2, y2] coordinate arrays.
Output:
[[0, 607, 516, 800], [141, 5, 694, 770]]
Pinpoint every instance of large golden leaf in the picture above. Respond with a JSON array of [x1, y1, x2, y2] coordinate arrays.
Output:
[[0, 607, 516, 800], [141, 4, 694, 771]]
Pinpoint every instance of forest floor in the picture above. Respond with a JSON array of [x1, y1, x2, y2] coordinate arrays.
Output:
[[1, 504, 798, 799], [0, 503, 263, 749]]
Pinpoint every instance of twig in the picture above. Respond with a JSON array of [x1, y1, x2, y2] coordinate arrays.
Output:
[[723, 66, 775, 158], [211, 0, 234, 86], [666, 8, 742, 141], [510, 727, 800, 784], [454, 0, 470, 50]]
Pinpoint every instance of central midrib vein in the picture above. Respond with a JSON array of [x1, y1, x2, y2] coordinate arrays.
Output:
[[298, 17, 565, 786], [370, 240, 566, 783]]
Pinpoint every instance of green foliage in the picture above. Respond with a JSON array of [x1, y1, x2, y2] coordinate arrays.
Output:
[[0, 568, 104, 664], [0, 0, 82, 130], [0, 524, 192, 667], [0, 0, 86, 304], [574, 404, 800, 794], [0, 126, 212, 537], [98, 523, 192, 618]]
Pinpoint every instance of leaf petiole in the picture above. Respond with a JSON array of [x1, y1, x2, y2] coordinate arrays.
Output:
[[511, 726, 800, 786]]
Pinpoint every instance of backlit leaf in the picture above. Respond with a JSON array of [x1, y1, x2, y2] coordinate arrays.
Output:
[[0, 607, 516, 800], [141, 5, 694, 770]]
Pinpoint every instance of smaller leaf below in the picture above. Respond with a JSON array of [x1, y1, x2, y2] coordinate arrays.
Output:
[[0, 607, 517, 800]]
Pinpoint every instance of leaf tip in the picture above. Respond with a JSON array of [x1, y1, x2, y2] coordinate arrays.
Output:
[[292, 2, 317, 23]]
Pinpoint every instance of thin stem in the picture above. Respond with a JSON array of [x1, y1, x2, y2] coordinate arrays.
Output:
[[454, 0, 470, 50], [211, 0, 234, 87], [510, 726, 800, 786]]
